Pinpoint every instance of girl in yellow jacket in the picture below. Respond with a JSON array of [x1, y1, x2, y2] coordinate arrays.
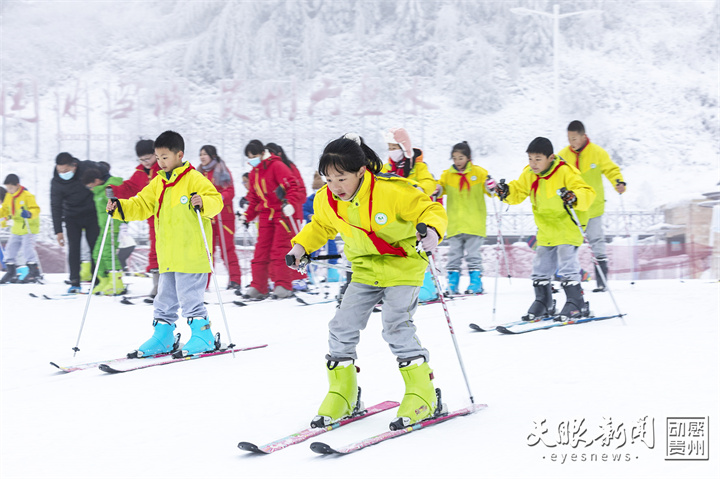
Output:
[[381, 127, 437, 195], [0, 174, 41, 283], [108, 131, 224, 358], [436, 141, 493, 296], [495, 137, 595, 321], [287, 133, 448, 431]]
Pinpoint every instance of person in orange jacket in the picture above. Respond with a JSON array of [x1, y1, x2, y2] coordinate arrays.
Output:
[[198, 144, 242, 291], [242, 140, 305, 300]]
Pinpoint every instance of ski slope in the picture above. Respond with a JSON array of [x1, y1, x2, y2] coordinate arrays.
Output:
[[1, 275, 718, 479]]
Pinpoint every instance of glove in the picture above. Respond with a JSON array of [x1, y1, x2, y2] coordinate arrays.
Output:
[[286, 243, 306, 270], [560, 189, 577, 206], [282, 203, 295, 217], [416, 226, 440, 254], [496, 181, 509, 201], [20, 209, 31, 219], [430, 184, 443, 201], [239, 197, 249, 210], [485, 177, 497, 195]]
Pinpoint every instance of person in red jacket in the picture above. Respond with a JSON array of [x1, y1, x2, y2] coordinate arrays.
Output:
[[111, 139, 161, 298], [198, 144, 242, 290], [266, 142, 308, 290], [242, 140, 305, 300]]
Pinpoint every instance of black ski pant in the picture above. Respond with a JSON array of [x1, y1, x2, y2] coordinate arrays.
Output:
[[65, 215, 99, 285]]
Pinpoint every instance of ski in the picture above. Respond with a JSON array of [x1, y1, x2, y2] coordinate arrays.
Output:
[[98, 344, 267, 373], [295, 295, 336, 306], [237, 400, 400, 454], [30, 292, 81, 300], [496, 314, 624, 335], [469, 315, 557, 332], [51, 351, 174, 373], [310, 403, 487, 455], [121, 295, 151, 305]]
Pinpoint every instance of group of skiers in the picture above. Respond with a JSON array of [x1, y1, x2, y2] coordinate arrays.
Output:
[[0, 121, 625, 430]]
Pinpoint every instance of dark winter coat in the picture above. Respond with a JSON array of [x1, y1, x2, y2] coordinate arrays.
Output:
[[50, 159, 106, 234]]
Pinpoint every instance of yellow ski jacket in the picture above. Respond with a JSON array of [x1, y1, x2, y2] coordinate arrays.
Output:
[[111, 162, 223, 273], [0, 187, 40, 235], [292, 170, 447, 287], [438, 162, 491, 238], [503, 158, 595, 247], [558, 141, 624, 219]]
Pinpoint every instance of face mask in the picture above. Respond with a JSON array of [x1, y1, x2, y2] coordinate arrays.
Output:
[[59, 170, 75, 180], [388, 149, 405, 163], [248, 157, 261, 168]]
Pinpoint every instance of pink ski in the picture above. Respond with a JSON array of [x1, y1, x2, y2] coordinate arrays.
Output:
[[238, 401, 400, 454], [310, 403, 488, 455]]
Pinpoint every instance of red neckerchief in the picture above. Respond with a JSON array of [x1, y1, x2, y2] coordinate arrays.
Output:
[[157, 164, 195, 219], [326, 174, 407, 257], [531, 160, 566, 200], [569, 136, 590, 169], [10, 186, 25, 216], [456, 171, 471, 192]]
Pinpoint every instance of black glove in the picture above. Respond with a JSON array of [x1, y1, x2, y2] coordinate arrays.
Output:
[[239, 197, 249, 209], [496, 180, 509, 201], [560, 189, 577, 206]]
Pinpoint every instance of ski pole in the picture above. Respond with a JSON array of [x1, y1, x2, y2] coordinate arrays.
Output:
[[285, 254, 352, 273], [110, 214, 117, 297], [417, 223, 475, 405], [491, 179, 512, 284], [275, 185, 301, 235], [557, 188, 626, 325], [190, 193, 236, 358], [72, 212, 112, 357]]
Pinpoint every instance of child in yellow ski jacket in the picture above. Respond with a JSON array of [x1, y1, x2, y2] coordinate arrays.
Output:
[[0, 174, 41, 283], [437, 141, 494, 296], [495, 137, 595, 322], [108, 130, 223, 358], [287, 133, 448, 431]]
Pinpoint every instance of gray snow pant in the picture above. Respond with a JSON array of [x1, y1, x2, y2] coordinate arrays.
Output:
[[153, 272, 208, 324], [4, 233, 38, 264], [328, 282, 429, 362], [585, 216, 607, 260], [445, 234, 485, 272], [531, 245, 581, 282]]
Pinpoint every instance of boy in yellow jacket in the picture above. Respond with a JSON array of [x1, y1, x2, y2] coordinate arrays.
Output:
[[107, 131, 224, 357], [495, 137, 595, 321], [436, 141, 494, 296], [0, 174, 41, 283], [558, 120, 626, 292], [287, 133, 448, 431]]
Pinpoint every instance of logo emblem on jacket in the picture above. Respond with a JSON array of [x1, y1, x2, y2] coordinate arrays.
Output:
[[374, 213, 388, 225], [471, 176, 477, 181], [590, 163, 597, 169], [180, 195, 189, 204]]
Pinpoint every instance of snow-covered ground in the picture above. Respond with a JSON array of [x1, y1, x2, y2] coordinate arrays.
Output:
[[1, 274, 718, 479]]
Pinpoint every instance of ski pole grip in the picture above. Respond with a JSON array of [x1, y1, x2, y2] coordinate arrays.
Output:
[[285, 254, 296, 268], [190, 192, 200, 212], [416, 222, 428, 238]]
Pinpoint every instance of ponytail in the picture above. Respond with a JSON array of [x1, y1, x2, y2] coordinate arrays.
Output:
[[318, 133, 383, 176]]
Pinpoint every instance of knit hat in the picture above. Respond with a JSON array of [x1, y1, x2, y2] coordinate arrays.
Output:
[[135, 139, 155, 157], [383, 127, 413, 159]]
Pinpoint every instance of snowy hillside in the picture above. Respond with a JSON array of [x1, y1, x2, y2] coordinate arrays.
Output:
[[0, 275, 718, 478], [1, 0, 718, 215]]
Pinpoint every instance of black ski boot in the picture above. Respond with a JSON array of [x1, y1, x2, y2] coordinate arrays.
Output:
[[558, 280, 590, 321], [522, 280, 556, 321], [592, 259, 609, 292], [20, 263, 42, 283], [0, 263, 18, 284]]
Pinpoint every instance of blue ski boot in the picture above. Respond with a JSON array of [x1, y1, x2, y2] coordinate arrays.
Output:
[[326, 268, 340, 283], [466, 271, 483, 294], [446, 271, 460, 296], [134, 320, 177, 358], [176, 317, 216, 357], [418, 271, 438, 303]]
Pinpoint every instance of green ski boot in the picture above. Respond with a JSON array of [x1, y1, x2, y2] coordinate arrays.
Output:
[[390, 357, 443, 430], [311, 357, 363, 428]]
